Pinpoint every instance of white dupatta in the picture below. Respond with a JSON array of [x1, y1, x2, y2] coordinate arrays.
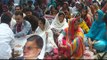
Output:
[[51, 13, 68, 32], [35, 19, 57, 58]]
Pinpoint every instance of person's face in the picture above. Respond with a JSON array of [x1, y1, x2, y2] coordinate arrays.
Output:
[[15, 15, 23, 24], [75, 15, 81, 21], [2, 6, 8, 12], [64, 10, 69, 16], [15, 7, 21, 12], [23, 41, 41, 59], [25, 11, 32, 16], [57, 5, 61, 10], [76, 3, 80, 9], [94, 12, 98, 20], [58, 14, 65, 23], [74, 20, 79, 29], [82, 10, 87, 16], [51, 7, 55, 12], [38, 20, 45, 30], [78, 4, 83, 10], [63, 3, 67, 8]]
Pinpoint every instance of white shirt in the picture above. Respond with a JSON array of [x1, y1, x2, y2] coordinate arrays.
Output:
[[10, 18, 16, 30], [0, 23, 15, 59], [0, 17, 1, 23]]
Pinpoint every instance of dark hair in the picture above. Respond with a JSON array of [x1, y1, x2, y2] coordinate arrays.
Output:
[[81, 6, 88, 19], [15, 5, 22, 10], [80, 3, 84, 9], [39, 17, 46, 25], [103, 13, 107, 25], [83, 6, 88, 11], [24, 15, 39, 31], [27, 1, 33, 4], [27, 35, 43, 49], [50, 5, 55, 11], [1, 12, 12, 25], [25, 8, 32, 12], [15, 11, 23, 17], [24, 8, 33, 14]]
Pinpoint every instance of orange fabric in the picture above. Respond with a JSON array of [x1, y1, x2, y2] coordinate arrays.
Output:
[[61, 19, 85, 59]]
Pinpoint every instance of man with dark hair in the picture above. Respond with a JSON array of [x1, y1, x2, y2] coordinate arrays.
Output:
[[13, 11, 32, 38], [17, 35, 43, 59], [15, 5, 23, 12], [11, 5, 24, 30], [1, 12, 12, 25], [0, 12, 14, 59], [27, 0, 35, 10]]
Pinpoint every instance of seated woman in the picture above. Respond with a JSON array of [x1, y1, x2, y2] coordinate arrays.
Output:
[[81, 6, 92, 28], [35, 17, 57, 55], [85, 10, 106, 52], [44, 5, 58, 24], [58, 18, 85, 59], [88, 13, 107, 52], [51, 11, 68, 43]]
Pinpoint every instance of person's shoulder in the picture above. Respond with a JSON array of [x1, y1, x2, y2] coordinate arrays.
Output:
[[24, 20, 31, 26]]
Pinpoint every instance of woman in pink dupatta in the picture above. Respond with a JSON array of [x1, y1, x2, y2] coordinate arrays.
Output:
[[58, 18, 85, 59], [102, 3, 107, 13]]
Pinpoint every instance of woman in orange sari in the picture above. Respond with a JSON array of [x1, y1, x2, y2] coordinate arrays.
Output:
[[58, 18, 85, 59]]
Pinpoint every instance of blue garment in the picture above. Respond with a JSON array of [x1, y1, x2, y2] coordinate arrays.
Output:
[[95, 26, 107, 41], [93, 26, 107, 52], [86, 10, 106, 40], [13, 20, 32, 38]]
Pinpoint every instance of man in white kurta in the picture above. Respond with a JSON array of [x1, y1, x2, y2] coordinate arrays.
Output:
[[0, 12, 14, 59]]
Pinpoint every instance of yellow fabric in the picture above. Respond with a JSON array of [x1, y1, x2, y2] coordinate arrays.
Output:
[[79, 20, 89, 33]]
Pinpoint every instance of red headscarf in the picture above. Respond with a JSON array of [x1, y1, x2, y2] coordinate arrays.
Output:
[[68, 18, 79, 40]]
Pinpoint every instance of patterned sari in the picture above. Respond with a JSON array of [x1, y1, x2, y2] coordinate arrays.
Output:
[[58, 18, 85, 59]]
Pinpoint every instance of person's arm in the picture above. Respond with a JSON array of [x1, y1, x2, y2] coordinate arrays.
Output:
[[51, 28, 60, 36], [58, 30, 66, 45], [88, 38, 95, 52], [15, 21, 31, 38], [47, 30, 58, 48]]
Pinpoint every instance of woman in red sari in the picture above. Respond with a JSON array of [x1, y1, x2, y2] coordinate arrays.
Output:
[[58, 18, 85, 59]]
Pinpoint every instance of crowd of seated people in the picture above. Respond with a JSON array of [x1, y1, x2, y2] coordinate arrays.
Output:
[[0, 0, 107, 59]]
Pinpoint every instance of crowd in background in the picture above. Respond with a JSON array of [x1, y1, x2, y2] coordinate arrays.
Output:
[[0, 0, 107, 59]]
